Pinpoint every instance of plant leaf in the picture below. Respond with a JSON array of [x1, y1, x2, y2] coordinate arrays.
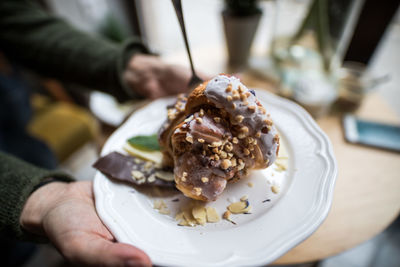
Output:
[[127, 134, 160, 151]]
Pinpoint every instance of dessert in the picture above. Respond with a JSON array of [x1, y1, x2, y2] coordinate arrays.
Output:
[[158, 75, 280, 201]]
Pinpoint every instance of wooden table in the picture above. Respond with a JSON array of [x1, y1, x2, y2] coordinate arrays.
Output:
[[238, 73, 400, 264], [274, 93, 400, 264], [162, 49, 400, 264]]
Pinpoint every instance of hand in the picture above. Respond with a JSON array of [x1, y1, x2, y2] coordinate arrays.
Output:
[[123, 54, 206, 99], [20, 181, 151, 267]]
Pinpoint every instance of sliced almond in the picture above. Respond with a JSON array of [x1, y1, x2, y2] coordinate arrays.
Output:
[[206, 207, 220, 223], [240, 195, 248, 201], [192, 206, 207, 225], [148, 174, 156, 183], [124, 144, 163, 165], [182, 209, 198, 226], [153, 200, 170, 215], [154, 171, 175, 182], [275, 162, 287, 172], [131, 170, 144, 180], [153, 200, 166, 210], [227, 200, 251, 214], [159, 208, 170, 215], [175, 212, 189, 226]]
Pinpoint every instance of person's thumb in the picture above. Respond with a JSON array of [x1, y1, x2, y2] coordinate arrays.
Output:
[[63, 234, 152, 267]]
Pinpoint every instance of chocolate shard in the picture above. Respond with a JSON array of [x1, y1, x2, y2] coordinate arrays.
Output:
[[93, 151, 175, 187]]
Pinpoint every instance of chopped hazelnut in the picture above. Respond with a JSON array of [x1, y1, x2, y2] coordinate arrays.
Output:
[[196, 117, 203, 124], [243, 148, 250, 156], [231, 158, 237, 167], [248, 106, 256, 112], [238, 133, 246, 139], [225, 84, 232, 92], [271, 185, 280, 194], [238, 85, 245, 93], [131, 170, 144, 180], [232, 103, 236, 109], [223, 210, 231, 220], [198, 138, 205, 143], [245, 92, 251, 97], [199, 109, 204, 116], [186, 135, 193, 143], [193, 187, 202, 196], [263, 119, 273, 125], [233, 94, 240, 100], [220, 159, 232, 169], [232, 137, 239, 144], [235, 115, 244, 123], [246, 137, 254, 144], [255, 131, 261, 138], [214, 117, 221, 123], [181, 172, 187, 182], [240, 126, 249, 133], [219, 151, 227, 159], [225, 143, 233, 152], [201, 177, 209, 183], [243, 101, 249, 106], [184, 115, 193, 123], [211, 141, 222, 147], [226, 95, 233, 101]]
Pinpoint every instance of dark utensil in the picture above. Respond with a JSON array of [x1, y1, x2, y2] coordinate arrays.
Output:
[[171, 0, 203, 89]]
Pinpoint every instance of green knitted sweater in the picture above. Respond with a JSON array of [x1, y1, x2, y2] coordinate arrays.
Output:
[[0, 0, 148, 240]]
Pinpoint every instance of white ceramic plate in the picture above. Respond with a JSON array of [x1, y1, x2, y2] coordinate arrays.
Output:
[[89, 91, 144, 127], [93, 90, 337, 267]]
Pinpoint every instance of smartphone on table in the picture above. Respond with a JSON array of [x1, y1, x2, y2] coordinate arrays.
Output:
[[342, 114, 400, 153]]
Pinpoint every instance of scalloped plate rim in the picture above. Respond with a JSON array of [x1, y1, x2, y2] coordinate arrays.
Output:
[[93, 89, 337, 266]]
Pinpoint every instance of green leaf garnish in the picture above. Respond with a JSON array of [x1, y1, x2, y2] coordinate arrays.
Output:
[[127, 134, 160, 151]]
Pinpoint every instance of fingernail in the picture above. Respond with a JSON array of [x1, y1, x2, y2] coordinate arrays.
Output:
[[125, 260, 151, 267]]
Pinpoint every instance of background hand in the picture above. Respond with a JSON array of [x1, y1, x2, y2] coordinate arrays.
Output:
[[123, 54, 208, 99], [20, 181, 151, 267]]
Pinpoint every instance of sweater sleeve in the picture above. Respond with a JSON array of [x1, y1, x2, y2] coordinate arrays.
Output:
[[0, 0, 149, 102], [0, 152, 74, 241]]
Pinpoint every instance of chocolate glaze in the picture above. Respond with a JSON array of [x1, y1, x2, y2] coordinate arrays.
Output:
[[160, 75, 279, 201], [174, 151, 227, 200], [93, 152, 174, 187], [204, 75, 279, 167]]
